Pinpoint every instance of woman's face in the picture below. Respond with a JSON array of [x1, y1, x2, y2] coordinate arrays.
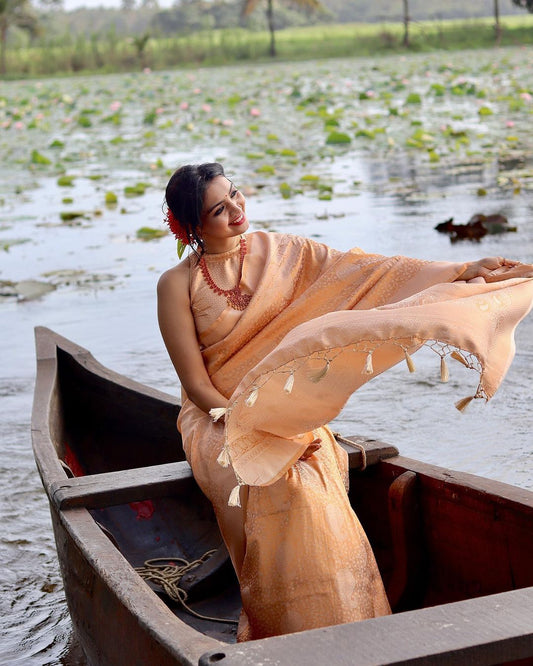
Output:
[[200, 176, 248, 252]]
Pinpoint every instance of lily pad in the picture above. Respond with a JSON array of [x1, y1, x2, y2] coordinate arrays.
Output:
[[136, 226, 167, 240], [30, 150, 51, 165], [405, 93, 422, 105], [57, 175, 75, 187], [124, 183, 148, 196], [255, 165, 275, 175], [326, 131, 351, 145], [60, 211, 85, 222], [279, 182, 292, 199]]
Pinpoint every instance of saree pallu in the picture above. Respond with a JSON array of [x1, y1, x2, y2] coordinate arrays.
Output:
[[177, 231, 533, 640]]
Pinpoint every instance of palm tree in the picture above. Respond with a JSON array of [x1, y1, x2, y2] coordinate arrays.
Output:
[[0, 0, 39, 75], [242, 0, 322, 57]]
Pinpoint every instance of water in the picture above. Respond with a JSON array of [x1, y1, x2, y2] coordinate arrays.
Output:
[[1, 50, 533, 664]]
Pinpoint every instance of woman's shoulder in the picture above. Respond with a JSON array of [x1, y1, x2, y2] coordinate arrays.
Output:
[[157, 257, 190, 297]]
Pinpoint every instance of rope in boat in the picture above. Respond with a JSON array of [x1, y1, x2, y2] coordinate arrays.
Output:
[[333, 433, 367, 470], [135, 551, 239, 625]]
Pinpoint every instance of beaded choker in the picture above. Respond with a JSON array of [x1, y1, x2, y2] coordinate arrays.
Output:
[[199, 237, 252, 311]]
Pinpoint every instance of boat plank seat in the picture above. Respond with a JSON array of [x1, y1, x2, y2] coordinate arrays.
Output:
[[52, 438, 398, 510], [51, 461, 195, 510]]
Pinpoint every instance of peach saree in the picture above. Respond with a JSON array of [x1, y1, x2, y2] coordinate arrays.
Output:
[[177, 231, 533, 641]]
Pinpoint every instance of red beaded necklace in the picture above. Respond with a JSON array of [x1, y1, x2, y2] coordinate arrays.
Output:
[[199, 236, 252, 311]]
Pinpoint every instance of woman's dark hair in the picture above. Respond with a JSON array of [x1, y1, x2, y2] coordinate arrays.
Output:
[[165, 162, 225, 255]]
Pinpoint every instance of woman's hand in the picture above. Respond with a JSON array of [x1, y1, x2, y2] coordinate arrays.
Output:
[[457, 257, 533, 283], [299, 438, 322, 460]]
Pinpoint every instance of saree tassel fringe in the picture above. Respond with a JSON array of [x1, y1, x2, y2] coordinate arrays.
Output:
[[309, 360, 330, 383], [216, 446, 231, 468], [455, 395, 475, 412], [245, 387, 259, 407], [404, 349, 416, 373], [209, 407, 227, 422], [451, 350, 469, 368], [228, 484, 242, 508], [283, 371, 295, 394], [440, 356, 450, 383], [362, 352, 374, 375]]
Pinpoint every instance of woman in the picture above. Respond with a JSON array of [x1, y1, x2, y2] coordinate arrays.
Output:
[[157, 162, 533, 641]]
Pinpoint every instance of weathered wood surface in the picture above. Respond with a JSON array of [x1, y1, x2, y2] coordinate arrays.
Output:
[[50, 460, 194, 509], [49, 439, 396, 511], [53, 504, 222, 666], [335, 433, 399, 468], [199, 587, 533, 665]]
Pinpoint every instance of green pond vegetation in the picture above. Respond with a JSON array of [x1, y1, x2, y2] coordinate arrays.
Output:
[[1, 44, 533, 297], [2, 14, 533, 78]]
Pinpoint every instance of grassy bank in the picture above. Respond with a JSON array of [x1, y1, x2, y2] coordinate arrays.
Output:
[[4, 14, 533, 78]]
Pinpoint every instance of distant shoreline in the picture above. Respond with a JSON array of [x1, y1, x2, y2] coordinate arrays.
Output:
[[3, 15, 533, 80]]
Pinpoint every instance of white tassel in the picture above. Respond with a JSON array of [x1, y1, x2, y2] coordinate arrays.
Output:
[[216, 446, 231, 468], [362, 352, 374, 375], [209, 407, 227, 422], [451, 350, 469, 368], [455, 395, 475, 412], [283, 371, 295, 394], [245, 387, 259, 407], [228, 484, 242, 507], [404, 349, 416, 373], [440, 356, 449, 383], [309, 360, 330, 383]]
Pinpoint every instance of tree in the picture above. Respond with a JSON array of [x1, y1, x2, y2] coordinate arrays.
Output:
[[0, 0, 39, 75], [133, 31, 150, 68], [242, 0, 322, 57], [512, 0, 533, 10], [402, 0, 409, 47], [494, 0, 501, 45]]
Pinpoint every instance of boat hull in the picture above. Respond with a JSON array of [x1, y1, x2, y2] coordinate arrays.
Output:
[[31, 327, 533, 665]]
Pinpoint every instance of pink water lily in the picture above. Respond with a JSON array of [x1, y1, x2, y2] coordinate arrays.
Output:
[[110, 101, 122, 112], [250, 107, 261, 117], [520, 92, 532, 102], [179, 101, 189, 110], [202, 104, 212, 112]]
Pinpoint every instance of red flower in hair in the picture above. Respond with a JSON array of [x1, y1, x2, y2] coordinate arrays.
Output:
[[165, 208, 189, 245]]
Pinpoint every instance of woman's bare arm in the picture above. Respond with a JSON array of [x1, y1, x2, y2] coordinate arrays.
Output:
[[157, 262, 228, 415], [456, 257, 533, 283]]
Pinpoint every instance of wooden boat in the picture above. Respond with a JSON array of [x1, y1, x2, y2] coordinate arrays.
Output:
[[31, 326, 533, 665]]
